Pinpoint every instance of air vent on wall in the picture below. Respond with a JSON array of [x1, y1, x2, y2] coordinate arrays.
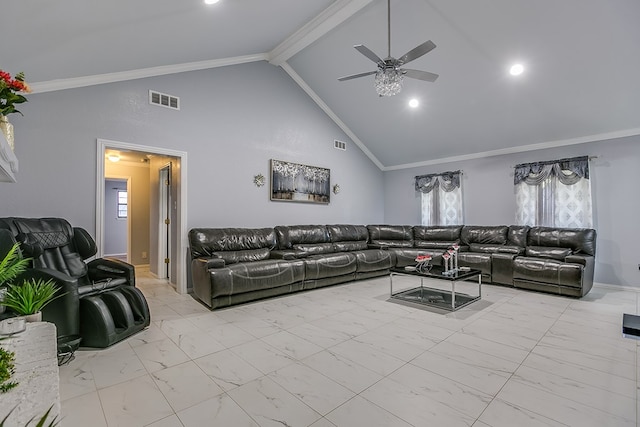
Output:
[[334, 140, 347, 151], [149, 90, 180, 110]]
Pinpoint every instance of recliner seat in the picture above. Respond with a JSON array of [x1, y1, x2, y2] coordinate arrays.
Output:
[[0, 217, 150, 348]]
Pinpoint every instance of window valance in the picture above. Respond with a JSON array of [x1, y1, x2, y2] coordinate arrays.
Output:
[[513, 156, 589, 186], [415, 170, 461, 193]]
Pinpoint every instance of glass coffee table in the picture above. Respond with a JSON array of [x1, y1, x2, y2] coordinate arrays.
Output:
[[390, 266, 482, 311]]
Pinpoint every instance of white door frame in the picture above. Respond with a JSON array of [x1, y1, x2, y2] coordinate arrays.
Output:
[[96, 138, 189, 294], [158, 163, 172, 280]]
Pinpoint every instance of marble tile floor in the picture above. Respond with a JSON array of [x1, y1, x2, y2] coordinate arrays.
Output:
[[59, 271, 640, 427]]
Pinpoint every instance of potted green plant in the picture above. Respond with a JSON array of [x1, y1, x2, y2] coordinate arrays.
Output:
[[0, 241, 63, 321], [0, 241, 30, 314], [1, 279, 62, 322]]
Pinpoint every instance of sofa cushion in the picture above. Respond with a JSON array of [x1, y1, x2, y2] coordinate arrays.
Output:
[[275, 225, 329, 249], [414, 240, 458, 250], [212, 248, 271, 265], [461, 226, 508, 245], [469, 243, 523, 255], [527, 227, 596, 256], [508, 225, 530, 247], [304, 253, 357, 280], [327, 224, 369, 242], [513, 257, 583, 288], [367, 225, 414, 248], [327, 225, 369, 252], [334, 241, 368, 252], [413, 226, 462, 243], [293, 243, 335, 255], [526, 246, 572, 261], [189, 228, 276, 258], [209, 259, 306, 298], [354, 249, 393, 273]]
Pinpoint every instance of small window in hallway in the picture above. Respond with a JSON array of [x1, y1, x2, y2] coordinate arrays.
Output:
[[117, 190, 128, 218]]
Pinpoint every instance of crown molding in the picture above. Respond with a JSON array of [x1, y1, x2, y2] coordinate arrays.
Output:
[[280, 62, 384, 170], [29, 53, 269, 94], [382, 128, 640, 171], [268, 0, 374, 66]]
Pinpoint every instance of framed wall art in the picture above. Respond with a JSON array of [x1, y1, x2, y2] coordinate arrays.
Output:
[[270, 159, 330, 204]]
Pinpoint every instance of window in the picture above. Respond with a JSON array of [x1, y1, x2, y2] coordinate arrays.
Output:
[[415, 171, 464, 226], [514, 156, 592, 228], [117, 190, 128, 218]]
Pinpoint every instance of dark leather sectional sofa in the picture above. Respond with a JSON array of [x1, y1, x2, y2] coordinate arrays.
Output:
[[189, 224, 596, 309]]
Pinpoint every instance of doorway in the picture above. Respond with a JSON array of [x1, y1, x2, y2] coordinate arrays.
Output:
[[96, 139, 188, 294], [103, 178, 130, 263]]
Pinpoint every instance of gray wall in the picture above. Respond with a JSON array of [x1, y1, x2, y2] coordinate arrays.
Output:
[[384, 134, 640, 287], [103, 179, 127, 255], [0, 61, 384, 233]]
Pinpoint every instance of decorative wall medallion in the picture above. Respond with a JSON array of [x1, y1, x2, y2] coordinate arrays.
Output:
[[332, 184, 341, 194], [253, 174, 266, 187]]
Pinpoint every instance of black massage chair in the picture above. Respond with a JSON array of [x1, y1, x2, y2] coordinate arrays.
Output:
[[0, 217, 150, 349]]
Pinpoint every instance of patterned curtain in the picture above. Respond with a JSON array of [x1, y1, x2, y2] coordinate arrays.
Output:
[[514, 156, 592, 228], [415, 171, 463, 226]]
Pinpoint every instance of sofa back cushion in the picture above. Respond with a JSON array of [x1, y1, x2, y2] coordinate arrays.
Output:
[[293, 243, 335, 255], [367, 225, 414, 248], [508, 225, 530, 247], [413, 226, 462, 249], [327, 224, 368, 252], [527, 227, 596, 256], [274, 225, 329, 250], [189, 227, 276, 259], [461, 226, 508, 245]]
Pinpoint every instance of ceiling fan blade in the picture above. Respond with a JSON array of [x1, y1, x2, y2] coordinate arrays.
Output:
[[398, 40, 436, 65], [402, 68, 439, 82], [338, 70, 378, 81], [354, 45, 384, 65]]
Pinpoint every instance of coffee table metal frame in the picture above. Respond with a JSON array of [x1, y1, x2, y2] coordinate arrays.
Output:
[[389, 266, 482, 311]]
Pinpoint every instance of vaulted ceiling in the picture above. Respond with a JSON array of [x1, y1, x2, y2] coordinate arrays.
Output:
[[4, 0, 640, 169]]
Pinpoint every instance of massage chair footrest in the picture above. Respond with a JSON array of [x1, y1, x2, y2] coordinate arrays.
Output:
[[79, 286, 150, 348]]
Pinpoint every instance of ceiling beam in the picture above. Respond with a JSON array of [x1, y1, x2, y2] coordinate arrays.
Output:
[[268, 0, 375, 66]]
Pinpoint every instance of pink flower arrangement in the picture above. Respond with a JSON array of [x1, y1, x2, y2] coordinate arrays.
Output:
[[415, 254, 432, 263], [0, 70, 31, 116]]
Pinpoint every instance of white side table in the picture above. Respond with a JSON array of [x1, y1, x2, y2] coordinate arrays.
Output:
[[0, 322, 60, 426]]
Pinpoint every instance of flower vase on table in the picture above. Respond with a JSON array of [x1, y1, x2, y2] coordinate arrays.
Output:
[[0, 115, 14, 151], [0, 69, 31, 152], [415, 254, 432, 274]]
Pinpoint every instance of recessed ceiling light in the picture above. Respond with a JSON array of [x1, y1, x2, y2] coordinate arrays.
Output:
[[510, 63, 524, 76], [408, 99, 419, 108], [107, 154, 121, 163], [204, 0, 219, 4]]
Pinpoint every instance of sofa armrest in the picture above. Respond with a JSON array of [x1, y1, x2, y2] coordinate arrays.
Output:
[[270, 250, 309, 260], [565, 254, 593, 267], [88, 258, 135, 286], [194, 257, 226, 269], [565, 254, 595, 296]]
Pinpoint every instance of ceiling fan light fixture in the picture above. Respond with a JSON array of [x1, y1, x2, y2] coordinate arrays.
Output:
[[374, 68, 404, 97]]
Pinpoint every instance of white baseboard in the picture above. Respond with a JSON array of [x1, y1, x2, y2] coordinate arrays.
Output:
[[593, 282, 640, 292]]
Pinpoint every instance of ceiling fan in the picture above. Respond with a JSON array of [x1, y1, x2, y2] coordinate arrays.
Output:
[[338, 0, 439, 97]]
